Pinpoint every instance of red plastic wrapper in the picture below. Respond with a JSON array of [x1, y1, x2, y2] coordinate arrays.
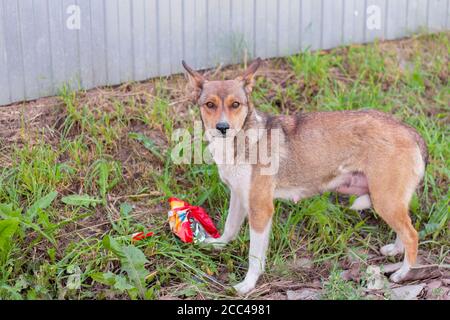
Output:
[[131, 231, 154, 242], [167, 197, 220, 243]]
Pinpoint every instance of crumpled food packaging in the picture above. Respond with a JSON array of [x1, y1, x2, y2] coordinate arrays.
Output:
[[167, 197, 220, 243]]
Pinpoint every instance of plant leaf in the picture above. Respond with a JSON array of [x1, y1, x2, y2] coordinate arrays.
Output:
[[113, 275, 134, 291], [0, 218, 19, 252], [26, 191, 58, 219], [97, 161, 109, 199], [102, 236, 149, 299], [61, 195, 102, 207], [91, 272, 117, 286], [0, 203, 22, 219]]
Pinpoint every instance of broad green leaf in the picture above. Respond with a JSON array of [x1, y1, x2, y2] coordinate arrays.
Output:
[[0, 203, 55, 244], [0, 218, 19, 252], [0, 204, 22, 219], [26, 191, 58, 219], [102, 236, 149, 299], [113, 275, 134, 291], [91, 272, 117, 286], [61, 194, 102, 207]]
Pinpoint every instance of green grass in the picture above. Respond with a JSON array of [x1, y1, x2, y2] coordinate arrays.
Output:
[[0, 32, 448, 300]]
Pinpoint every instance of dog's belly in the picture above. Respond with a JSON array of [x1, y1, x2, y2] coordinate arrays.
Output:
[[327, 171, 369, 196], [275, 172, 369, 203], [274, 187, 313, 203]]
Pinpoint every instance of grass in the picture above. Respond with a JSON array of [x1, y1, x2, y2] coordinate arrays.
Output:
[[0, 32, 448, 300]]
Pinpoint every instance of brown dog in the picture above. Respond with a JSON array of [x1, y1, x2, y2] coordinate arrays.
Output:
[[182, 58, 428, 295]]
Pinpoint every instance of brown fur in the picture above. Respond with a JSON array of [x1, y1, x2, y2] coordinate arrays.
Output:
[[249, 172, 275, 232]]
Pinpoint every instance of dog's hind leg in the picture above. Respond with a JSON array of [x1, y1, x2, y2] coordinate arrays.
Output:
[[205, 189, 246, 249], [379, 207, 417, 283], [371, 192, 418, 282], [367, 150, 423, 283]]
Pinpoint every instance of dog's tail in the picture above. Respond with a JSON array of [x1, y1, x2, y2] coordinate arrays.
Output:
[[406, 126, 429, 168], [417, 134, 429, 166]]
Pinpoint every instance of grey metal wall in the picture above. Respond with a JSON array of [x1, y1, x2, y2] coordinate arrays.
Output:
[[0, 0, 449, 106]]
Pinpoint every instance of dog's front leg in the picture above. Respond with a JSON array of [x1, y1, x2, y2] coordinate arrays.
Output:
[[205, 189, 246, 249], [234, 178, 274, 295], [233, 219, 272, 295]]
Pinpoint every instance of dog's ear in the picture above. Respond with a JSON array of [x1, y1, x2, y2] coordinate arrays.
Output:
[[182, 60, 205, 93], [236, 57, 262, 94]]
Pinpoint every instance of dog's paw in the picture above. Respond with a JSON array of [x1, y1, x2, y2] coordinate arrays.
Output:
[[389, 269, 408, 283], [233, 281, 256, 296], [203, 237, 227, 250], [389, 261, 411, 283], [380, 243, 403, 257]]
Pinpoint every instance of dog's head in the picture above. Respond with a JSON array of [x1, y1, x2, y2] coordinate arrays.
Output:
[[182, 58, 262, 138]]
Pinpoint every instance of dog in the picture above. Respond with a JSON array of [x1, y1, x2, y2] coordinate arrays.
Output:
[[181, 58, 428, 295]]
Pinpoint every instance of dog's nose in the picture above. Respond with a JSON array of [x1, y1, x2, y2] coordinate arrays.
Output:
[[216, 122, 230, 135]]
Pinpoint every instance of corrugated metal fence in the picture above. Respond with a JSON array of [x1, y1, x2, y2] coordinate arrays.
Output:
[[0, 0, 449, 106]]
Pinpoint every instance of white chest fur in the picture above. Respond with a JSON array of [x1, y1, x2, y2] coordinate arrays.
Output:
[[216, 163, 252, 190], [207, 137, 252, 204]]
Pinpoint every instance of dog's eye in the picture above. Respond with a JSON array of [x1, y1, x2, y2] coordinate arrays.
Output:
[[231, 101, 240, 109], [206, 102, 215, 109]]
